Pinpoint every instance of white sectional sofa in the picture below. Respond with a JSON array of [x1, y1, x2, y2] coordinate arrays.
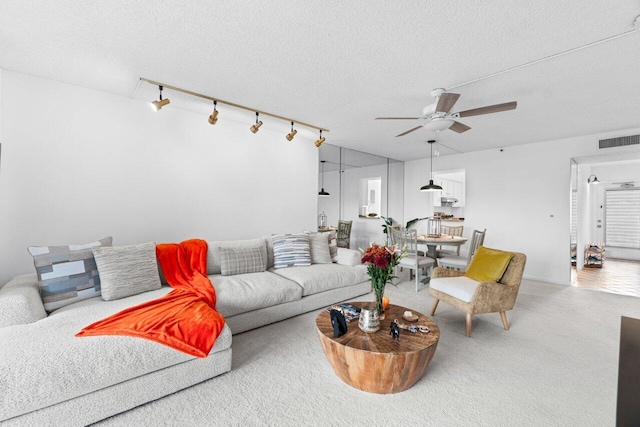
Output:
[[0, 236, 369, 426]]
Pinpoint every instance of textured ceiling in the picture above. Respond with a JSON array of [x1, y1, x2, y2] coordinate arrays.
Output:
[[1, 1, 639, 161]]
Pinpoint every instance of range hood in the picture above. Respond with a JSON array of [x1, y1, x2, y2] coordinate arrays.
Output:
[[441, 197, 458, 206]]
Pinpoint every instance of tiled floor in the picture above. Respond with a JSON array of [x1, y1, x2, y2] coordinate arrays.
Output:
[[571, 258, 640, 297]]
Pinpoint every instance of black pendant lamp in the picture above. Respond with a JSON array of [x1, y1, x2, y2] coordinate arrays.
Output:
[[319, 160, 330, 197], [420, 140, 443, 192]]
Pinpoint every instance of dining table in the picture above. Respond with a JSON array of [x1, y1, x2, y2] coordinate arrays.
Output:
[[417, 234, 468, 259]]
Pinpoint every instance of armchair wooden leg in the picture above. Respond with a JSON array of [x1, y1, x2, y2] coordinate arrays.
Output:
[[500, 311, 510, 331], [466, 313, 472, 337], [430, 299, 439, 316]]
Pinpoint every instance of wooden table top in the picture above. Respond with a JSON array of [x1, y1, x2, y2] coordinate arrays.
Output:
[[417, 234, 467, 245], [316, 302, 439, 354]]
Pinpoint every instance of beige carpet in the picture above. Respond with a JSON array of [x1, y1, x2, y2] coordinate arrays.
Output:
[[94, 277, 640, 426]]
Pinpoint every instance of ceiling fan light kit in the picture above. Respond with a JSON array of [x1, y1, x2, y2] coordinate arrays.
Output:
[[377, 87, 517, 138]]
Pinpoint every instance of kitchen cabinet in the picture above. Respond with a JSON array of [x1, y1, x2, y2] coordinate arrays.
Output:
[[433, 178, 465, 207]]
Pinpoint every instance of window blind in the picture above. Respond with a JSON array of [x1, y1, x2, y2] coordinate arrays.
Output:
[[605, 188, 640, 249]]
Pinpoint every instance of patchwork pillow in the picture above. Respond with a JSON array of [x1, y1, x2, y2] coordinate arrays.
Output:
[[464, 246, 515, 283], [28, 236, 112, 312], [93, 242, 162, 301], [272, 234, 311, 268], [308, 233, 333, 264], [219, 246, 267, 276]]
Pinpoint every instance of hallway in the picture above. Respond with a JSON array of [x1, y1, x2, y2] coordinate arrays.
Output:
[[571, 258, 640, 297]]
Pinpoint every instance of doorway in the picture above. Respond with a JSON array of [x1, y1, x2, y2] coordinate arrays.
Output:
[[571, 154, 640, 297]]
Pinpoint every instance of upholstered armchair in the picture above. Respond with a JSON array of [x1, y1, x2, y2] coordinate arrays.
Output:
[[429, 249, 526, 337]]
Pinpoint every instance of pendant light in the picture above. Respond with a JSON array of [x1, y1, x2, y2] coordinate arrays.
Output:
[[420, 140, 443, 192], [319, 160, 330, 197]]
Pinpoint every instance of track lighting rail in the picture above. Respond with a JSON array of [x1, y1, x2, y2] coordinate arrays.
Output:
[[140, 78, 329, 133]]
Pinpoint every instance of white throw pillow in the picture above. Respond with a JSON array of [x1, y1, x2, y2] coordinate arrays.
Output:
[[93, 242, 161, 301], [308, 233, 333, 264]]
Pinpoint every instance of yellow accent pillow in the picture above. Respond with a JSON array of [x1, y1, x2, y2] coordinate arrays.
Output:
[[464, 246, 515, 283]]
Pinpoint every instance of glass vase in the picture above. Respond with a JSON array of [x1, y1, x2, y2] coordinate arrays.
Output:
[[373, 281, 386, 319]]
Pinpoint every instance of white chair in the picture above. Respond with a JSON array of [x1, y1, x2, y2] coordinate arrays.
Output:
[[391, 228, 436, 292], [438, 229, 486, 270], [436, 224, 464, 257]]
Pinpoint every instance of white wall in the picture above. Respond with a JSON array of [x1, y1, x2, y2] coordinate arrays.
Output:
[[0, 71, 318, 284], [404, 129, 640, 285]]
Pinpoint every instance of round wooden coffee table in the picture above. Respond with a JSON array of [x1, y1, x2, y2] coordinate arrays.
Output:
[[316, 302, 439, 394]]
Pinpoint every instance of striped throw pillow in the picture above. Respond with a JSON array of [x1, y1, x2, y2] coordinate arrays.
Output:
[[272, 234, 311, 269], [28, 236, 112, 312]]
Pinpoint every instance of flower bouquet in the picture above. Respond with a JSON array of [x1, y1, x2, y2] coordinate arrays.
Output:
[[360, 243, 405, 316]]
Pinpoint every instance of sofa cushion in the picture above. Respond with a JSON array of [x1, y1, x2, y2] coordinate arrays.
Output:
[[28, 236, 113, 312], [207, 238, 267, 275], [464, 246, 515, 283], [270, 263, 368, 297], [308, 233, 333, 265], [219, 246, 267, 276], [272, 234, 311, 268], [211, 271, 303, 318], [0, 287, 232, 421], [429, 276, 480, 303], [93, 242, 161, 301]]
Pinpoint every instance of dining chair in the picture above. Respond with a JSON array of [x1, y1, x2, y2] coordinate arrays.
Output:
[[438, 229, 486, 270], [391, 228, 436, 292], [436, 224, 464, 257], [336, 220, 353, 249]]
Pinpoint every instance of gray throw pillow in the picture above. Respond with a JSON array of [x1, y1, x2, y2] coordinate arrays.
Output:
[[219, 246, 267, 276], [93, 242, 161, 301], [206, 238, 268, 275], [272, 234, 311, 269], [308, 233, 333, 264], [28, 236, 113, 312]]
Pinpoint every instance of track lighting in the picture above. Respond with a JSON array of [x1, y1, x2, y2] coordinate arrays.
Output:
[[208, 101, 218, 125], [150, 85, 170, 111], [286, 122, 297, 141], [250, 112, 263, 133], [314, 130, 326, 147]]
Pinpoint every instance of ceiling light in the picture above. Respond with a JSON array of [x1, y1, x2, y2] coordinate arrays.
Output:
[[286, 122, 297, 141], [250, 112, 263, 133], [587, 174, 600, 184], [208, 100, 218, 125], [420, 140, 443, 192], [150, 85, 170, 111], [314, 130, 326, 147], [319, 160, 330, 197], [422, 118, 453, 132]]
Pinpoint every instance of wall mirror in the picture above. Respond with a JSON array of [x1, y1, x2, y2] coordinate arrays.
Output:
[[318, 144, 404, 249]]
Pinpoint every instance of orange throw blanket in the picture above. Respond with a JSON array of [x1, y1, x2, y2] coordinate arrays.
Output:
[[76, 239, 225, 358]]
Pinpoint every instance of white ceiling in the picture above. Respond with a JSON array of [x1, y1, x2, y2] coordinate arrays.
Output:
[[1, 1, 639, 161]]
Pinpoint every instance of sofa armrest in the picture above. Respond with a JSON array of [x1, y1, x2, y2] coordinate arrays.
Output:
[[336, 248, 362, 266], [0, 273, 47, 328], [431, 267, 465, 279]]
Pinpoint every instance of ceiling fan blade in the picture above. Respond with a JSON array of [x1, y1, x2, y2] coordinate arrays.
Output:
[[449, 121, 471, 133], [395, 126, 423, 137], [375, 117, 421, 120], [436, 92, 460, 113], [458, 101, 517, 118]]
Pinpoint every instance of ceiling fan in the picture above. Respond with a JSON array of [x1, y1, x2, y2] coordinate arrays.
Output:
[[376, 88, 517, 137]]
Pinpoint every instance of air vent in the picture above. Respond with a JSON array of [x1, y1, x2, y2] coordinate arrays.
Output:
[[599, 134, 640, 149]]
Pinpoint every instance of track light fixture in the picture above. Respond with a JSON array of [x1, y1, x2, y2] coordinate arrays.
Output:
[[250, 112, 263, 133], [286, 122, 297, 141], [314, 130, 326, 147], [150, 85, 170, 111], [208, 101, 219, 125], [587, 174, 600, 184]]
